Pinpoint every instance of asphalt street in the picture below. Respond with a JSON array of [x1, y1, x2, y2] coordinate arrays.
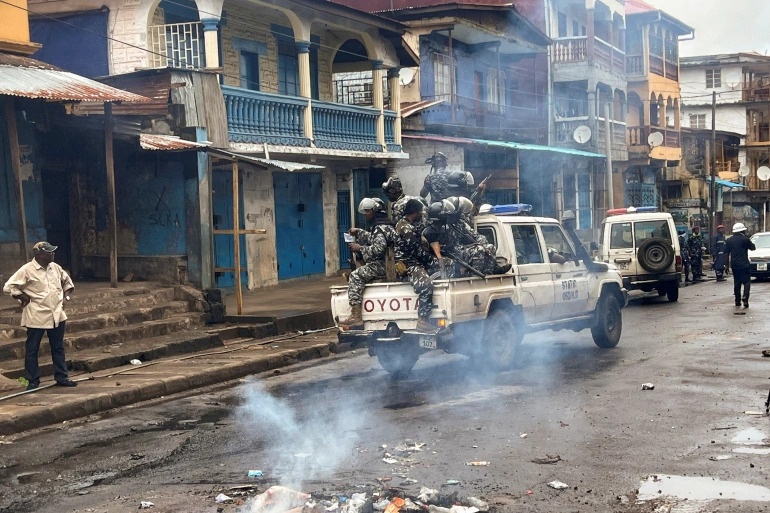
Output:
[[2, 277, 770, 513]]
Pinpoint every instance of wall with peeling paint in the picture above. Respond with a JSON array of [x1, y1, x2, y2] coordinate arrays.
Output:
[[242, 165, 278, 289]]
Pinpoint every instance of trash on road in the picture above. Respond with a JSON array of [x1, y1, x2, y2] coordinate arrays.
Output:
[[519, 433, 528, 438], [734, 311, 747, 316], [215, 493, 232, 503], [446, 480, 461, 485], [617, 495, 630, 504], [762, 350, 770, 357], [418, 486, 439, 503], [400, 478, 418, 485], [250, 486, 310, 512], [383, 457, 399, 464], [248, 470, 263, 477], [531, 454, 561, 464], [465, 497, 489, 511], [465, 461, 490, 466], [384, 497, 405, 513], [139, 501, 155, 509], [130, 359, 142, 365], [745, 411, 765, 416], [547, 481, 569, 490], [641, 383, 655, 390], [373, 498, 391, 511], [709, 455, 732, 461]]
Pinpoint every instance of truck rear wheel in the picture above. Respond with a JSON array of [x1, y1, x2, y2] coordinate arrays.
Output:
[[591, 294, 622, 348], [481, 308, 520, 371], [376, 342, 419, 377], [666, 281, 679, 302]]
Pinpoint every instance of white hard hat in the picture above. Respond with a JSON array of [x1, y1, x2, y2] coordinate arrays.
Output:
[[465, 172, 475, 186], [358, 198, 379, 214], [732, 222, 747, 233]]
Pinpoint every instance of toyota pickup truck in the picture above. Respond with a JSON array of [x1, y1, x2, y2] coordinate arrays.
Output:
[[331, 206, 628, 375]]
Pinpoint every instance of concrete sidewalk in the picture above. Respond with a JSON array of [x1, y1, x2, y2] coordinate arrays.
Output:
[[0, 276, 346, 436]]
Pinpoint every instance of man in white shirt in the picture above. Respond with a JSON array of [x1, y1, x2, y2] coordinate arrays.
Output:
[[3, 241, 76, 390]]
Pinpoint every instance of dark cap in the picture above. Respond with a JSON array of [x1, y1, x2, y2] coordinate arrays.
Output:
[[32, 241, 58, 254], [404, 198, 423, 215]]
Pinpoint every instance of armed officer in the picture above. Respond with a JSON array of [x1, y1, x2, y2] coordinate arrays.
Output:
[[688, 226, 705, 280], [420, 152, 451, 203], [383, 176, 428, 228], [711, 224, 727, 281], [339, 198, 395, 329], [445, 197, 511, 276], [394, 199, 438, 333]]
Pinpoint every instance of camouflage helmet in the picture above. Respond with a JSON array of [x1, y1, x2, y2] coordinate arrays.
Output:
[[382, 176, 403, 194], [425, 152, 448, 165], [358, 197, 382, 214], [447, 196, 474, 215], [427, 199, 456, 221]]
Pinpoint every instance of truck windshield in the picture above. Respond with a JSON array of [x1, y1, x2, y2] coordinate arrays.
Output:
[[634, 220, 670, 244]]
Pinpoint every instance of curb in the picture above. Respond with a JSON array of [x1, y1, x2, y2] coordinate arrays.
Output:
[[0, 340, 339, 436]]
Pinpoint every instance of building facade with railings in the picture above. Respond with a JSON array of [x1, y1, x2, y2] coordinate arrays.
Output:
[[27, 0, 417, 289], [679, 53, 770, 233], [620, 0, 692, 212]]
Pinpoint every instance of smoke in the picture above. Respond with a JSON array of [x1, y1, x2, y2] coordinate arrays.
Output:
[[236, 379, 367, 496]]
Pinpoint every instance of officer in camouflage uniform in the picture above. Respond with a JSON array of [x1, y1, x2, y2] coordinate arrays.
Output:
[[445, 202, 511, 276], [383, 176, 428, 229], [688, 226, 705, 280], [395, 199, 438, 333], [339, 198, 395, 329], [422, 200, 460, 278], [420, 153, 451, 203], [678, 229, 691, 283]]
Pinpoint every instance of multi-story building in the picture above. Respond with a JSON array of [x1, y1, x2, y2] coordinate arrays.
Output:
[[26, 0, 417, 289], [679, 53, 770, 231], [621, 0, 693, 210]]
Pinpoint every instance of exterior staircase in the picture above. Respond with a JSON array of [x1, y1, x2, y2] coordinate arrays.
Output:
[[0, 283, 274, 382]]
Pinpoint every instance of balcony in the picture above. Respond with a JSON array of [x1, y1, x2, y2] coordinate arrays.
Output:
[[222, 86, 400, 153], [553, 37, 587, 63], [627, 126, 680, 148], [744, 79, 770, 102], [552, 36, 625, 74], [147, 22, 204, 69], [626, 55, 643, 76]]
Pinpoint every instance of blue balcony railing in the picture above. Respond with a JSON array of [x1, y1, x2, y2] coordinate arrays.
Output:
[[384, 110, 401, 152], [312, 100, 381, 152], [222, 86, 310, 146]]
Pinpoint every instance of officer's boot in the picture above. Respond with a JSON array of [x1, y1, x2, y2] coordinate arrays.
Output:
[[494, 262, 512, 274], [415, 316, 434, 333], [340, 305, 363, 330]]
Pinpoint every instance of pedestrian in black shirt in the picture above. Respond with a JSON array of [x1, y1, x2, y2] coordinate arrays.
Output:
[[724, 222, 756, 308]]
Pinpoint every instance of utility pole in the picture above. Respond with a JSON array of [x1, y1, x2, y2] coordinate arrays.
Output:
[[710, 91, 717, 238], [604, 103, 614, 209]]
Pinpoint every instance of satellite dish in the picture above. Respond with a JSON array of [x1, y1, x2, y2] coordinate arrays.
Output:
[[573, 125, 592, 144], [738, 165, 751, 177], [758, 166, 770, 181], [648, 131, 664, 148], [399, 68, 416, 86]]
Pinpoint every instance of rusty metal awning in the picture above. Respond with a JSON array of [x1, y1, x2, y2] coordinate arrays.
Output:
[[401, 99, 445, 118], [139, 134, 210, 151], [208, 148, 325, 171], [0, 52, 148, 102]]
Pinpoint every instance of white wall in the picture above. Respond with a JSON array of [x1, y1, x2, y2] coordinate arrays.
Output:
[[680, 104, 746, 137], [680, 64, 744, 104]]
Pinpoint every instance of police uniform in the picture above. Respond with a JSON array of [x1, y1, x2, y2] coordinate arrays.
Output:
[[422, 171, 451, 203], [678, 233, 691, 282], [687, 230, 704, 279], [448, 219, 497, 275], [347, 213, 395, 308], [711, 231, 727, 281], [395, 217, 436, 318]]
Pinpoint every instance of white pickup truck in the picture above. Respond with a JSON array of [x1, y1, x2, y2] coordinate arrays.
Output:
[[332, 209, 628, 375]]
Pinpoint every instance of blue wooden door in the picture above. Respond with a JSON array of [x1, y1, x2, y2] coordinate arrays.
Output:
[[338, 191, 351, 268], [212, 170, 248, 287], [274, 172, 324, 279]]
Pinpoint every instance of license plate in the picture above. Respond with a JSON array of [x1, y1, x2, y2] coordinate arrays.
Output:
[[419, 335, 437, 350], [758, 263, 767, 271], [616, 261, 629, 270]]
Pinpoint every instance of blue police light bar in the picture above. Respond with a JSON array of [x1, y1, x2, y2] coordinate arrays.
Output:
[[607, 206, 658, 215], [488, 203, 533, 215]]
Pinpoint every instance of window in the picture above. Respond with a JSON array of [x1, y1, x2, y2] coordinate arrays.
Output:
[[477, 226, 498, 249], [486, 68, 506, 109], [577, 173, 592, 230], [278, 51, 299, 96], [634, 220, 671, 244], [690, 114, 706, 129], [706, 68, 721, 88], [540, 225, 576, 261], [433, 53, 455, 100], [239, 51, 260, 90], [511, 225, 544, 265], [572, 21, 579, 37], [557, 12, 567, 37], [610, 222, 633, 249]]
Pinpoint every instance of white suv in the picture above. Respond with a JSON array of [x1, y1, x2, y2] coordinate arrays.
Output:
[[597, 209, 682, 302]]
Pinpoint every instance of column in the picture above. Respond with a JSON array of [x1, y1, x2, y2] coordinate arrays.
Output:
[[372, 60, 385, 150], [387, 67, 402, 147], [201, 18, 220, 69], [659, 99, 666, 128], [586, 8, 595, 63], [296, 41, 313, 142]]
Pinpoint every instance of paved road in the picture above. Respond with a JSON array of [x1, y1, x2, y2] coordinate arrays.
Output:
[[2, 279, 770, 513]]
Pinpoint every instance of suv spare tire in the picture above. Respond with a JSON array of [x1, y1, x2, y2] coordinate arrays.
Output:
[[637, 237, 675, 273]]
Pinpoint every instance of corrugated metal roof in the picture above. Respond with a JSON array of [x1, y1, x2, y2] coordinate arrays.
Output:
[[707, 176, 747, 189], [139, 134, 210, 151], [0, 52, 148, 102], [208, 148, 326, 171], [403, 134, 606, 158], [401, 99, 445, 118]]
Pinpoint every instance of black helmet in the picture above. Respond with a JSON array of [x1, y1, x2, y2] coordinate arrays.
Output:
[[427, 199, 455, 221], [382, 176, 403, 194], [447, 170, 468, 188]]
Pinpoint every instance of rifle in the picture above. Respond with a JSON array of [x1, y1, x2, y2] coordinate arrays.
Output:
[[470, 171, 494, 205], [445, 250, 486, 279]]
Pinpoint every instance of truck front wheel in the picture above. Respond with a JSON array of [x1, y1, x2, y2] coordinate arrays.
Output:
[[591, 294, 622, 348], [481, 308, 521, 371], [376, 342, 419, 377]]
